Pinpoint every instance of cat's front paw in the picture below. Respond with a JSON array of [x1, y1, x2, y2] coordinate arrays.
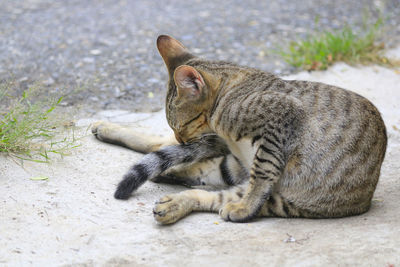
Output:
[[153, 194, 193, 224], [219, 201, 255, 222]]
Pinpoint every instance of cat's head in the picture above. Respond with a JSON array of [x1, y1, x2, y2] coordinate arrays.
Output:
[[157, 35, 218, 143]]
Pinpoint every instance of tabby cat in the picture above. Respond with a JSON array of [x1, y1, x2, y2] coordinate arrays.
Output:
[[92, 35, 387, 224]]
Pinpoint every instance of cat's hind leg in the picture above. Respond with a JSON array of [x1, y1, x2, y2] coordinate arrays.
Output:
[[91, 121, 177, 153], [258, 193, 302, 218]]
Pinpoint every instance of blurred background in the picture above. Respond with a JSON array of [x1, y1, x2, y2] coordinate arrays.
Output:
[[0, 0, 399, 114]]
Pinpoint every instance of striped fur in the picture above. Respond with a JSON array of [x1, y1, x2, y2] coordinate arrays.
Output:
[[92, 35, 387, 224], [112, 134, 248, 199]]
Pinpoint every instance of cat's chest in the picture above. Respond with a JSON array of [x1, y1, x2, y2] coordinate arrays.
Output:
[[225, 138, 256, 169]]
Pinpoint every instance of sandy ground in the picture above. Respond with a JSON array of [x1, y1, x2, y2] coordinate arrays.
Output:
[[1, 52, 400, 266]]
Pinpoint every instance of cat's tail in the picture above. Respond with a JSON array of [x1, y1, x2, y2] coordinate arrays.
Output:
[[114, 134, 229, 199]]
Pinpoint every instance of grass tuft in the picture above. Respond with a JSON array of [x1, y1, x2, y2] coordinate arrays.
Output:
[[279, 18, 398, 70], [0, 80, 80, 163]]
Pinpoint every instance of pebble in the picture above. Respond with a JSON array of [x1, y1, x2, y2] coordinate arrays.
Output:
[[192, 48, 203, 54], [147, 78, 159, 84], [44, 77, 55, 86], [90, 49, 102, 56], [83, 57, 95, 63], [125, 84, 134, 90], [114, 87, 123, 97], [19, 77, 29, 83]]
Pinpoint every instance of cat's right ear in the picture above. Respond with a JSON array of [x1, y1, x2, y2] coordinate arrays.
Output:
[[174, 65, 205, 100], [157, 35, 193, 74]]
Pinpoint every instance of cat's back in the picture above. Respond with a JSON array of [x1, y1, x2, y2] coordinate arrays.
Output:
[[286, 79, 385, 124], [278, 79, 387, 216], [284, 79, 387, 157]]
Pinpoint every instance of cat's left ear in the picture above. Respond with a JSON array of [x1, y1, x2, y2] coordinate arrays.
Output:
[[174, 65, 205, 99], [157, 35, 194, 75]]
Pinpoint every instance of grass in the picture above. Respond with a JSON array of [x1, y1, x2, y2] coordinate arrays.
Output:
[[279, 18, 398, 71], [0, 80, 80, 163]]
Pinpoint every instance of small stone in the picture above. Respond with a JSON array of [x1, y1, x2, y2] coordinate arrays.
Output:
[[198, 11, 210, 18], [114, 87, 122, 97], [90, 49, 102, 56], [19, 77, 28, 83], [192, 48, 203, 54], [181, 34, 194, 40], [147, 78, 159, 84], [83, 57, 95, 63], [44, 77, 55, 86], [248, 20, 259, 26], [99, 38, 116, 46], [125, 84, 134, 90]]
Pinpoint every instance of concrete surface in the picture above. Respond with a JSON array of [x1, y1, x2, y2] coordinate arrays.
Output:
[[1, 56, 400, 265]]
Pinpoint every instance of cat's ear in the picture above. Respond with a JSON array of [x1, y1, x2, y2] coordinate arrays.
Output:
[[174, 65, 205, 99], [157, 35, 193, 73]]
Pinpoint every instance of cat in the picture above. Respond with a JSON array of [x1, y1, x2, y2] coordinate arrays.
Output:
[[92, 35, 387, 224]]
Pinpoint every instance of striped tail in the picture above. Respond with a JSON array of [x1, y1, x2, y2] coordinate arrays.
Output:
[[114, 134, 229, 199]]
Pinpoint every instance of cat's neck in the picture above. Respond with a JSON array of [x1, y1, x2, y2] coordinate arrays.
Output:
[[207, 68, 278, 117]]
